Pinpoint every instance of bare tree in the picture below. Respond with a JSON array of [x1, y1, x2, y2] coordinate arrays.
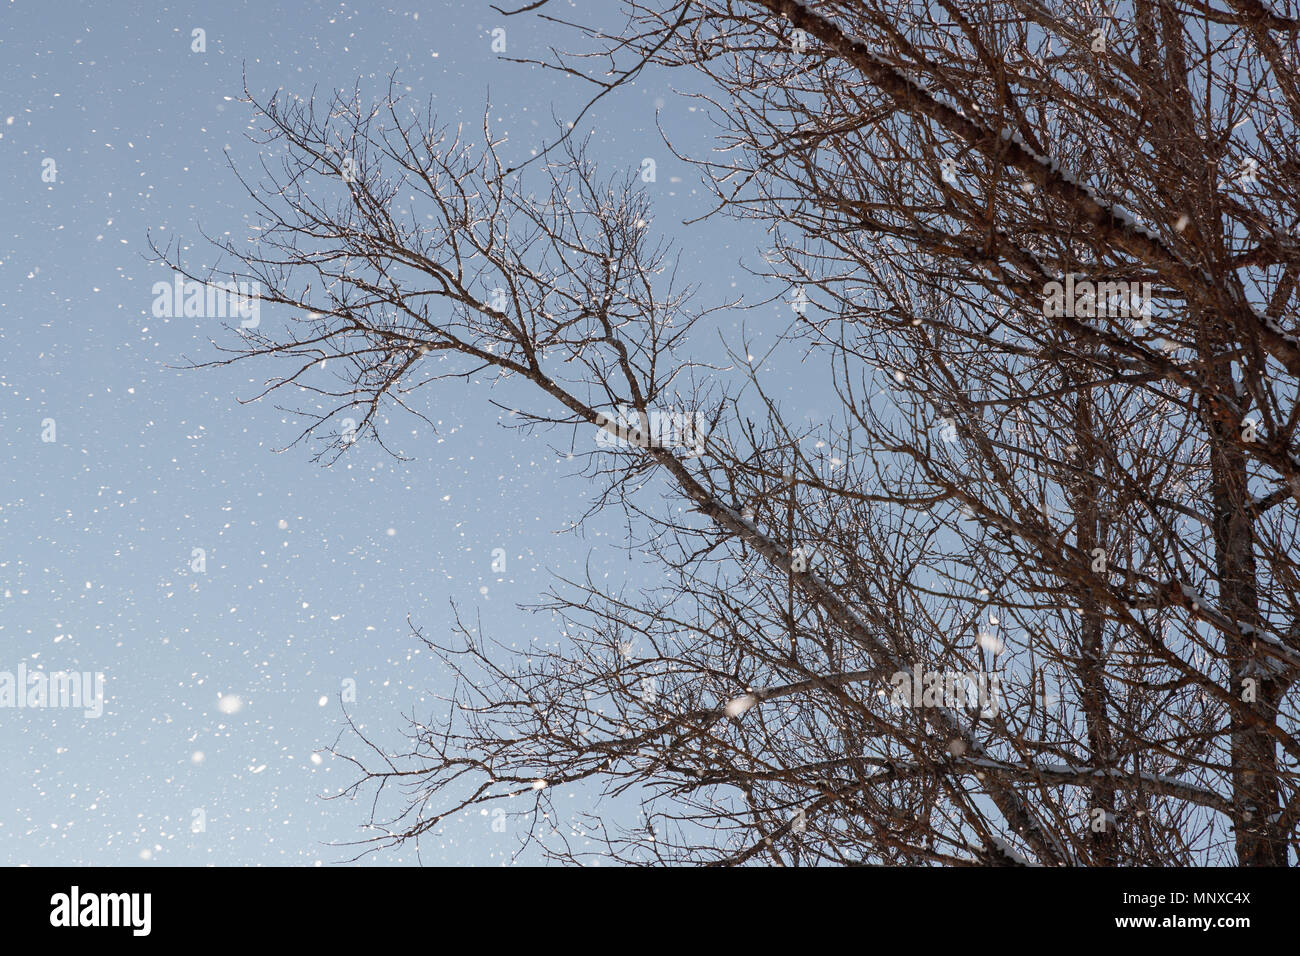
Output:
[[158, 0, 1300, 865]]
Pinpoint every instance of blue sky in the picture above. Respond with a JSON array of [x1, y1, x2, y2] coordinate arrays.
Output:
[[0, 0, 823, 864]]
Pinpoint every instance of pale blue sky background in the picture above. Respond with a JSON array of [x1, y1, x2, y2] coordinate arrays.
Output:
[[0, 0, 821, 864]]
